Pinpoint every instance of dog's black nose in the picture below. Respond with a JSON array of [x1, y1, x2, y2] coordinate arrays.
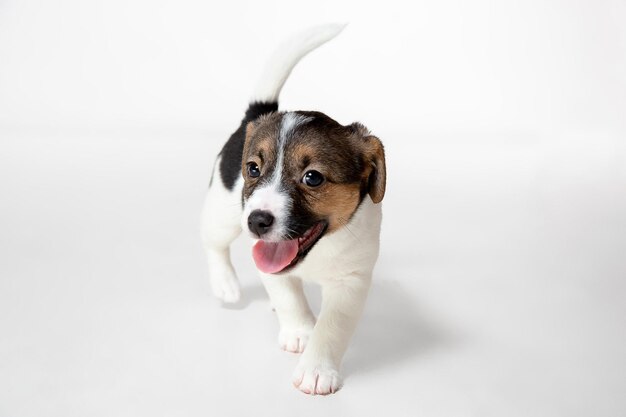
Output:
[[248, 210, 275, 237]]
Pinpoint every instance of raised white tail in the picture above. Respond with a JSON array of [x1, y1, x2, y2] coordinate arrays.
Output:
[[251, 23, 347, 103]]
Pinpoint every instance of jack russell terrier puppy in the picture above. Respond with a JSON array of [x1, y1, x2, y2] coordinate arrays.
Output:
[[201, 24, 386, 395]]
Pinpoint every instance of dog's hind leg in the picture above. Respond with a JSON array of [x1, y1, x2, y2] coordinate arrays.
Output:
[[201, 159, 243, 303]]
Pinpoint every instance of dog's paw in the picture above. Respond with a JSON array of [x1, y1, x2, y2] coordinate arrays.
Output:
[[209, 267, 240, 304], [279, 323, 314, 353], [292, 361, 342, 395]]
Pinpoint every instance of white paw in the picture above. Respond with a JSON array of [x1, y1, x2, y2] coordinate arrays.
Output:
[[209, 267, 240, 304], [279, 323, 314, 353], [292, 361, 342, 395]]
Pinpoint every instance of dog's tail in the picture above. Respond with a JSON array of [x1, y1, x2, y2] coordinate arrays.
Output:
[[250, 23, 346, 104]]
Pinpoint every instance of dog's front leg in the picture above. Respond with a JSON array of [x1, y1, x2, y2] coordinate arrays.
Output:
[[261, 274, 316, 354], [292, 274, 372, 395]]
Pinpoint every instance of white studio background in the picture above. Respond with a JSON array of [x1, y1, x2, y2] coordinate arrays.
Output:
[[2, 0, 624, 132], [1, 1, 625, 417]]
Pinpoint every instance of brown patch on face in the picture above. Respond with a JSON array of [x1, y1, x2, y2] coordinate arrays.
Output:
[[302, 182, 362, 234]]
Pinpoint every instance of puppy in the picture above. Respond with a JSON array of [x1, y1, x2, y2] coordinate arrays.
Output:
[[201, 24, 386, 395]]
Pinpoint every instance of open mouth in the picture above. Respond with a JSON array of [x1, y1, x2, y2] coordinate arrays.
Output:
[[252, 221, 328, 274]]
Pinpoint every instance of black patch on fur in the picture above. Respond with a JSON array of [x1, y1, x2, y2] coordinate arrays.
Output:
[[218, 101, 279, 190]]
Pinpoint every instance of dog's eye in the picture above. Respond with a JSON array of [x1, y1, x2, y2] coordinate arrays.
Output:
[[302, 170, 324, 187], [247, 162, 261, 178]]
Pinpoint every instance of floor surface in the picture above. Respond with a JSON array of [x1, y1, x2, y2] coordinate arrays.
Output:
[[1, 127, 624, 416]]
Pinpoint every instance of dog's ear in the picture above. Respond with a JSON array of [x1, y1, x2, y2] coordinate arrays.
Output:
[[362, 134, 386, 203], [350, 123, 386, 203]]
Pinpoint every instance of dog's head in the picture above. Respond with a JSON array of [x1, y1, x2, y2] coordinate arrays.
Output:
[[240, 111, 386, 274]]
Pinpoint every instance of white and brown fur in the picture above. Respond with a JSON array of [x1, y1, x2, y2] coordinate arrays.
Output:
[[201, 24, 386, 395]]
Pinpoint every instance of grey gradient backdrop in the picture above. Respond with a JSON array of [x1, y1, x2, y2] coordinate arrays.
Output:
[[1, 1, 625, 416]]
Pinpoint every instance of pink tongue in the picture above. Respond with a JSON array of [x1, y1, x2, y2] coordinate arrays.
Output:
[[252, 239, 299, 274]]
